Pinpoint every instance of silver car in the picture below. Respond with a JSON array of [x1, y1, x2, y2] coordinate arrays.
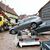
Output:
[[17, 38, 40, 47], [9, 16, 42, 34]]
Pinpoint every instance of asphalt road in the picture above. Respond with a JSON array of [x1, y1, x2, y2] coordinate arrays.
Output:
[[0, 31, 50, 50]]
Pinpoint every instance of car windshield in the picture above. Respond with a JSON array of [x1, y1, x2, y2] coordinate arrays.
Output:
[[40, 20, 50, 27]]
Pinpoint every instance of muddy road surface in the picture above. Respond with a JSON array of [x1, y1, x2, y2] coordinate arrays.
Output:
[[0, 31, 50, 50]]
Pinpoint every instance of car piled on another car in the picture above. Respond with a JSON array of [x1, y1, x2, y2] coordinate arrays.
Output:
[[9, 16, 42, 35]]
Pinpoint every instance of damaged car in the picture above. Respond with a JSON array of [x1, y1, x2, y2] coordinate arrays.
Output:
[[17, 38, 40, 48], [9, 16, 42, 34]]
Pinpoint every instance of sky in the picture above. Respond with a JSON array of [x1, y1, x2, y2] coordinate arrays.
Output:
[[0, 0, 49, 15]]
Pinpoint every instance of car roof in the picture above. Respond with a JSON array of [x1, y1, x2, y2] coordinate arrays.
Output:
[[22, 16, 38, 20]]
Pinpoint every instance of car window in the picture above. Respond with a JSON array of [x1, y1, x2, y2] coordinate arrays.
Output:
[[45, 20, 50, 25], [18, 16, 37, 24], [23, 38, 35, 42], [21, 16, 36, 22], [40, 22, 47, 26]]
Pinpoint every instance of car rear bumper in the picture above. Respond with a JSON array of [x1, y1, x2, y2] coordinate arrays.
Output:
[[19, 41, 40, 47]]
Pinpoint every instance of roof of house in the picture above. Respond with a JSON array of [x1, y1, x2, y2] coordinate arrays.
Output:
[[0, 2, 18, 16], [39, 1, 50, 12]]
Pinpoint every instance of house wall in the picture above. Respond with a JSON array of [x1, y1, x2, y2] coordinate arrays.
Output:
[[4, 12, 18, 19], [3, 12, 18, 23], [39, 2, 50, 20], [0, 7, 18, 23]]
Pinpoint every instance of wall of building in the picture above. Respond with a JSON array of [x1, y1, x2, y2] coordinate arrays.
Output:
[[4, 12, 18, 23], [39, 2, 50, 20], [4, 12, 18, 19]]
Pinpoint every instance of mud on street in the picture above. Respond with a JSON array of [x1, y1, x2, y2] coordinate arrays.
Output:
[[0, 31, 50, 50]]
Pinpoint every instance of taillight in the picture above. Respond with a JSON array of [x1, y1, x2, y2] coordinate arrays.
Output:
[[35, 38, 39, 41]]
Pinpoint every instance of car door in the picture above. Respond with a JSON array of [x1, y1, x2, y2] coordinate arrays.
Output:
[[18, 18, 31, 30]]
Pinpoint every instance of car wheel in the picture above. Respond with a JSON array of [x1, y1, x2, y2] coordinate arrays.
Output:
[[17, 42, 20, 47], [31, 23, 37, 29], [10, 29, 16, 35], [40, 47, 45, 50], [40, 47, 42, 50], [17, 42, 22, 48]]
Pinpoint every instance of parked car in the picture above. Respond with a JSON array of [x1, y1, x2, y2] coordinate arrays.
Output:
[[9, 16, 42, 34], [40, 41, 50, 50], [17, 37, 40, 47], [31, 20, 50, 35]]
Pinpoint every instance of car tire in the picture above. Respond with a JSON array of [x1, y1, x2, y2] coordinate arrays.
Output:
[[10, 29, 16, 35], [17, 42, 22, 48], [17, 42, 20, 47], [40, 47, 42, 50], [31, 23, 37, 29]]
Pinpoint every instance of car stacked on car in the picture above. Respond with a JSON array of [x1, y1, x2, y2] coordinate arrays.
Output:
[[9, 15, 50, 48], [9, 16, 42, 35]]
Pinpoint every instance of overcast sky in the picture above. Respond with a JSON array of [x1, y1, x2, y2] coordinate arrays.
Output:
[[0, 0, 49, 15]]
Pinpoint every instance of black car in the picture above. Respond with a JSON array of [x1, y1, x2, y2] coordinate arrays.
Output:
[[40, 41, 50, 50]]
